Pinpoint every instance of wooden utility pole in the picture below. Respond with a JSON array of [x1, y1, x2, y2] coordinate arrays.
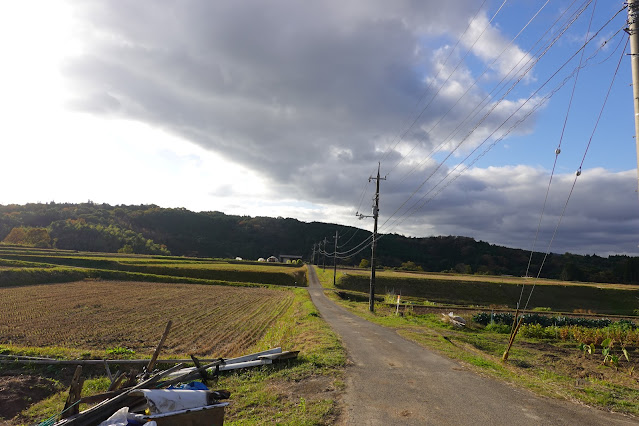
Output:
[[358, 163, 386, 312], [333, 230, 338, 287], [629, 0, 639, 194], [311, 243, 316, 265], [322, 237, 327, 271]]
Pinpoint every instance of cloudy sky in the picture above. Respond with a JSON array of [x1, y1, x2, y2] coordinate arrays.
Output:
[[1, 0, 638, 256]]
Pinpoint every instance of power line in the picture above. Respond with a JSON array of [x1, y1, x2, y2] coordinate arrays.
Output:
[[378, 4, 626, 235], [378, 0, 596, 233], [524, 0, 599, 282], [503, 39, 627, 360], [377, 0, 491, 167], [386, 0, 551, 179]]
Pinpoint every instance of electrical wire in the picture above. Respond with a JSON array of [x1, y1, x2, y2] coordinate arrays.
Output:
[[386, 0, 552, 179], [521, 37, 627, 312], [377, 0, 491, 167], [523, 0, 598, 284], [378, 5, 626, 234], [378, 0, 597, 233], [393, 0, 588, 185]]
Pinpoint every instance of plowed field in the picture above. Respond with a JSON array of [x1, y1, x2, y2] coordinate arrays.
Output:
[[0, 280, 294, 356]]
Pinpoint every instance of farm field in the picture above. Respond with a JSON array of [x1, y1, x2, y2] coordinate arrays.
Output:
[[332, 268, 639, 315], [0, 280, 294, 355], [0, 253, 345, 425], [0, 245, 307, 287], [343, 268, 639, 290]]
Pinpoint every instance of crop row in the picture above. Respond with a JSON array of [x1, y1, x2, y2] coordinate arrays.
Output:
[[472, 312, 635, 329], [0, 253, 307, 286], [0, 280, 295, 357]]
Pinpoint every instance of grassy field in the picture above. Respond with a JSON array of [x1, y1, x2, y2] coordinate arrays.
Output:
[[0, 250, 345, 425], [0, 245, 307, 287], [314, 268, 639, 417], [333, 268, 639, 315]]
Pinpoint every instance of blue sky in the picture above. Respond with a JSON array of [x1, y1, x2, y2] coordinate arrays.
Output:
[[471, 0, 634, 171], [1, 0, 638, 256]]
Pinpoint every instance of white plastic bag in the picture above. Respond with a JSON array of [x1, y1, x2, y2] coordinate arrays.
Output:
[[97, 407, 129, 426]]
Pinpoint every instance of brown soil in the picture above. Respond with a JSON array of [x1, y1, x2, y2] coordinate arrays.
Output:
[[268, 374, 342, 422], [0, 375, 59, 422], [518, 340, 639, 387]]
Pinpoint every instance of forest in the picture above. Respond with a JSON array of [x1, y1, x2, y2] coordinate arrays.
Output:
[[1, 202, 638, 284]]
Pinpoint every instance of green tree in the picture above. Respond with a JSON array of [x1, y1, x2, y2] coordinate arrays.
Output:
[[359, 258, 370, 268]]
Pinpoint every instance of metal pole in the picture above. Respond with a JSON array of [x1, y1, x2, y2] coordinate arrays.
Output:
[[333, 230, 338, 286], [629, 0, 639, 195]]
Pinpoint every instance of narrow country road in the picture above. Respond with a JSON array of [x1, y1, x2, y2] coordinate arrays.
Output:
[[306, 266, 636, 425]]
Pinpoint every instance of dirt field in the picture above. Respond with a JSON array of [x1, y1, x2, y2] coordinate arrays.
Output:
[[0, 280, 294, 356]]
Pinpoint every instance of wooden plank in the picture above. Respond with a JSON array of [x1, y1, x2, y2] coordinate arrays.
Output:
[[62, 366, 83, 419], [190, 354, 210, 386], [103, 359, 113, 383], [59, 363, 185, 426], [0, 358, 222, 365], [107, 371, 125, 392], [145, 320, 172, 376]]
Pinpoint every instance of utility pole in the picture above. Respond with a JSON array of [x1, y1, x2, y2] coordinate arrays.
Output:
[[629, 0, 639, 195], [311, 243, 316, 265], [357, 163, 386, 312], [322, 237, 327, 271], [333, 230, 338, 287]]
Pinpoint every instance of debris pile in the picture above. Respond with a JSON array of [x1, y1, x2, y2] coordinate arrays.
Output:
[[22, 321, 300, 426]]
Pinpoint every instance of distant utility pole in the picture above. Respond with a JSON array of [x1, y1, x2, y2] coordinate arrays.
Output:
[[311, 243, 316, 265], [357, 163, 386, 312], [322, 237, 328, 271], [333, 230, 338, 287], [629, 0, 639, 196]]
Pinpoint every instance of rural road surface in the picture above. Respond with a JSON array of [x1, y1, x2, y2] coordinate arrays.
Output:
[[306, 266, 636, 425]]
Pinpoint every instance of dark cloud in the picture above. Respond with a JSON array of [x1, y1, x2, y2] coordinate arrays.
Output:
[[384, 167, 639, 256], [63, 0, 527, 182]]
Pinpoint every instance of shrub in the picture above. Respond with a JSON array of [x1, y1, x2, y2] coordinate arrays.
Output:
[[485, 323, 511, 334], [520, 324, 559, 339]]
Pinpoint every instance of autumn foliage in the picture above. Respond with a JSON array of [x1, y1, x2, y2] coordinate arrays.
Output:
[[2, 227, 51, 248]]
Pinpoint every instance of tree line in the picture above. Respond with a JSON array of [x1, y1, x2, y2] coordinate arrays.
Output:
[[1, 202, 638, 284]]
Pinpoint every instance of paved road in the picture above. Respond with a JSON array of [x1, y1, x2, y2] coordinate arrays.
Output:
[[307, 266, 636, 425]]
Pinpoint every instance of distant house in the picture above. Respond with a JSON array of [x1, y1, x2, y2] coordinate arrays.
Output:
[[235, 257, 243, 261], [266, 256, 279, 263], [279, 254, 302, 263], [257, 257, 266, 262]]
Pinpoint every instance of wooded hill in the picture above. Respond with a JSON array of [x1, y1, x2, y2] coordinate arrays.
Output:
[[1, 202, 638, 284]]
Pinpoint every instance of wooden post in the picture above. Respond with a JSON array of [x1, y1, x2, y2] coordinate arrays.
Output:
[[190, 354, 209, 386], [62, 365, 84, 418], [145, 320, 172, 376]]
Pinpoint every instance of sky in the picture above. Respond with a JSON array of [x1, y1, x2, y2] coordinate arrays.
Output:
[[1, 0, 639, 257]]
